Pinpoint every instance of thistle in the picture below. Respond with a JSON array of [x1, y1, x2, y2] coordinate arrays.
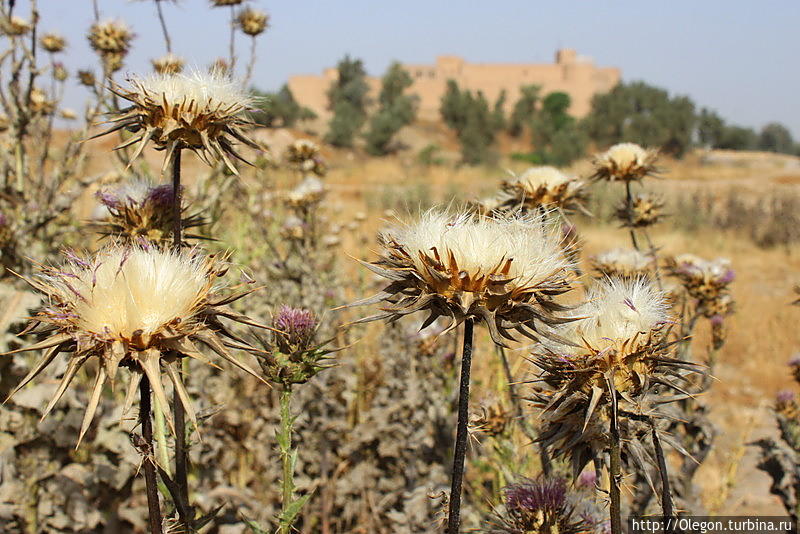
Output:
[[591, 143, 659, 182], [151, 53, 185, 75], [348, 210, 576, 346], [78, 69, 96, 87], [2, 16, 31, 36], [237, 8, 269, 36], [349, 209, 575, 533], [286, 176, 326, 210], [614, 192, 665, 228], [211, 0, 244, 5], [40, 32, 67, 53], [5, 246, 267, 446], [530, 278, 700, 531], [87, 19, 134, 56], [285, 139, 327, 177], [92, 70, 259, 174], [484, 477, 595, 534], [668, 254, 735, 319], [591, 248, 655, 280], [93, 181, 207, 245], [496, 166, 589, 214]]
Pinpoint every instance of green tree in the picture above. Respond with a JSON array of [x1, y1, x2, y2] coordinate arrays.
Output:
[[324, 55, 370, 147], [508, 84, 540, 137], [717, 125, 758, 150], [250, 85, 317, 128], [528, 92, 586, 166], [439, 82, 499, 165], [584, 81, 697, 157], [759, 122, 794, 154], [440, 79, 467, 131], [364, 62, 418, 155], [697, 108, 725, 147], [491, 90, 507, 131]]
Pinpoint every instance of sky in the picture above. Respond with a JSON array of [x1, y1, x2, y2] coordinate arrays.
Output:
[[34, 0, 800, 137]]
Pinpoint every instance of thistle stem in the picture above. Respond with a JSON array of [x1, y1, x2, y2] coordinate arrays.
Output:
[[447, 318, 474, 534], [155, 0, 172, 54], [278, 385, 296, 534], [651, 422, 674, 525], [243, 36, 257, 88], [140, 376, 163, 534], [608, 377, 623, 534], [625, 180, 639, 250], [229, 6, 236, 71], [170, 148, 191, 524]]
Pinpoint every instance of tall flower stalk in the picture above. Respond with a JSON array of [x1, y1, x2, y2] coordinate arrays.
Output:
[[347, 210, 576, 531]]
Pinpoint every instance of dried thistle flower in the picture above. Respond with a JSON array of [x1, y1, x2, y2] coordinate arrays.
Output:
[[5, 246, 267, 446], [88, 19, 134, 55], [286, 176, 326, 209], [93, 181, 206, 245], [40, 32, 67, 53], [77, 69, 96, 87], [531, 277, 698, 477], [151, 53, 185, 75], [259, 306, 338, 385], [591, 248, 655, 279], [237, 8, 269, 36], [484, 477, 595, 534], [497, 166, 589, 214], [285, 139, 327, 176], [471, 400, 511, 437], [614, 192, 665, 228], [60, 108, 78, 120], [2, 16, 31, 36], [0, 212, 15, 248], [348, 210, 576, 346], [668, 254, 736, 315], [591, 142, 659, 182], [209, 57, 231, 77], [94, 70, 259, 174], [211, 0, 244, 6], [29, 88, 55, 115], [52, 62, 68, 82]]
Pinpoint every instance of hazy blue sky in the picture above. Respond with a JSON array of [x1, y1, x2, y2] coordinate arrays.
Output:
[[38, 0, 800, 136]]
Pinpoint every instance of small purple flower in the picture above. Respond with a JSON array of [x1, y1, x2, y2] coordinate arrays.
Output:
[[777, 390, 795, 404], [273, 306, 318, 354], [96, 189, 121, 210], [718, 269, 735, 285], [505, 477, 567, 516], [788, 355, 800, 368], [144, 184, 177, 208], [709, 314, 724, 327]]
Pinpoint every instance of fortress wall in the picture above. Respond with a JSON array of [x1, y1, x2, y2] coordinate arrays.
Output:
[[287, 49, 621, 122]]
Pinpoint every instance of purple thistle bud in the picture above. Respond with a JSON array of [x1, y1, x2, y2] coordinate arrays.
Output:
[[505, 477, 567, 516], [788, 355, 800, 368], [144, 184, 177, 208], [709, 314, 724, 327], [718, 269, 735, 284], [273, 306, 318, 354], [95, 189, 122, 210], [777, 390, 795, 404]]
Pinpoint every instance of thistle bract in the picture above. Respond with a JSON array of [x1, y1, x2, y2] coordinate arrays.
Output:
[[592, 143, 658, 182]]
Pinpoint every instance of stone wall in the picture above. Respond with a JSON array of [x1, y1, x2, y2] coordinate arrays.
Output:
[[288, 49, 620, 120]]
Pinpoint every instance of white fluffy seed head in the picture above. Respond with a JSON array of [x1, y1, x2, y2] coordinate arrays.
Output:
[[53, 247, 210, 339], [601, 143, 649, 169], [517, 166, 573, 188], [387, 210, 572, 286], [569, 277, 669, 350], [131, 69, 253, 112], [673, 253, 731, 278], [593, 248, 654, 271]]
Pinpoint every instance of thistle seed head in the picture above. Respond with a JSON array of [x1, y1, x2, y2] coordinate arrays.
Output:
[[211, 0, 244, 5], [29, 88, 55, 115], [497, 166, 589, 214], [592, 143, 658, 182], [7, 246, 268, 446], [237, 8, 269, 36], [591, 248, 655, 279], [348, 210, 576, 347], [531, 277, 698, 477], [615, 192, 665, 228], [2, 16, 31, 36], [668, 254, 734, 316], [88, 19, 134, 55], [95, 70, 259, 174], [286, 176, 326, 209], [40, 32, 67, 53], [78, 69, 96, 87], [151, 53, 185, 75], [52, 62, 68, 82], [285, 139, 327, 176]]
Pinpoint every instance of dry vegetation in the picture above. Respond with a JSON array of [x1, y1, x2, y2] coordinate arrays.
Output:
[[1, 2, 799, 534]]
